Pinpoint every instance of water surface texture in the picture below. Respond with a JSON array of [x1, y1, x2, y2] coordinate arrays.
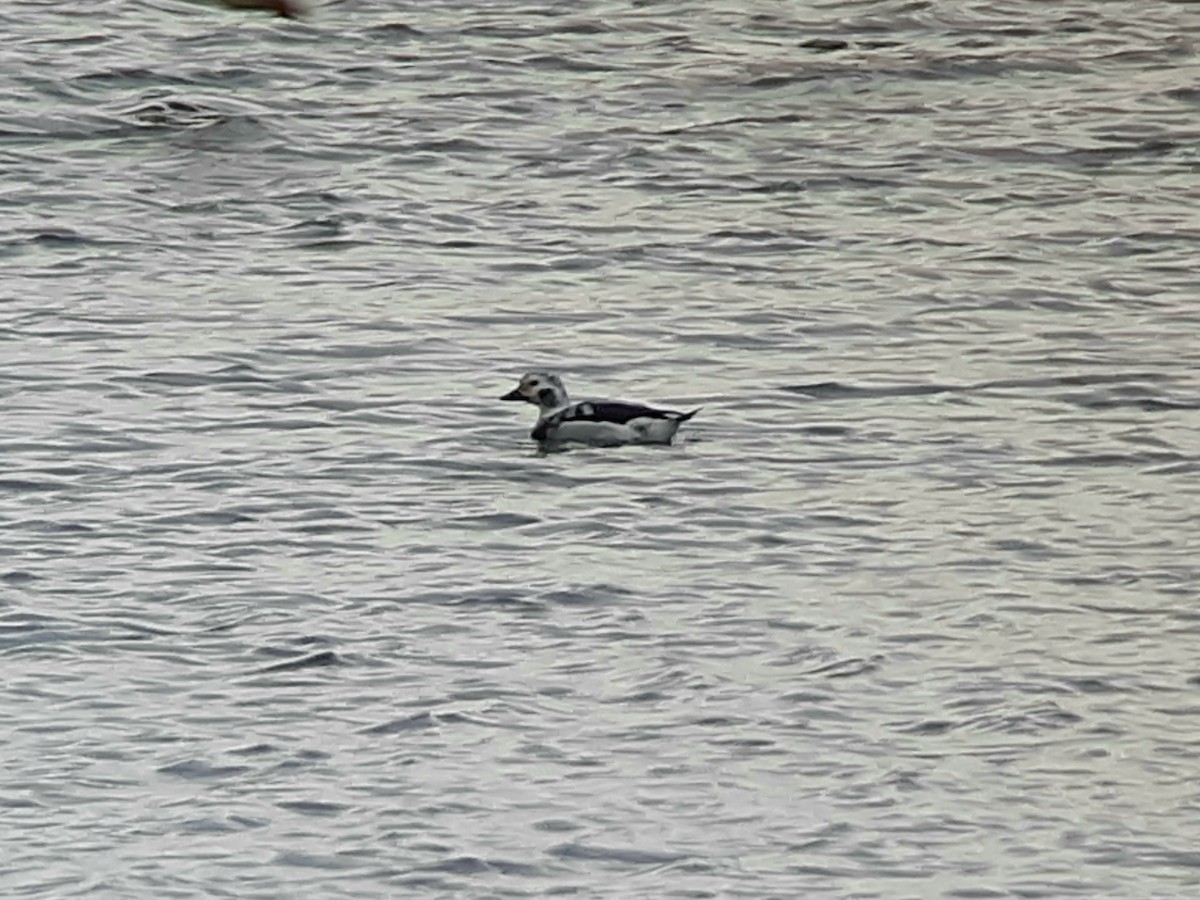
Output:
[[3, 1, 1200, 897]]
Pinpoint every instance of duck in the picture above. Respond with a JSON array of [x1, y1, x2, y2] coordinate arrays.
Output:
[[500, 372, 699, 449]]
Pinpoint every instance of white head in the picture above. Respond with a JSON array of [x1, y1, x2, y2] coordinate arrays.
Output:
[[500, 372, 569, 412]]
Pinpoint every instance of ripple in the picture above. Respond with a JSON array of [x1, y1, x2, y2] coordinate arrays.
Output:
[[1, 0, 1198, 897]]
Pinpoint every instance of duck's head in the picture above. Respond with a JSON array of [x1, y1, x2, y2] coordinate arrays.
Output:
[[500, 372, 569, 411]]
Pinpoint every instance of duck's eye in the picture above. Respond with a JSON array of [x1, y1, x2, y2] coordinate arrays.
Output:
[[529, 379, 540, 388]]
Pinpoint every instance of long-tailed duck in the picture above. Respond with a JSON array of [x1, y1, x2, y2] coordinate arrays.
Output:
[[500, 372, 699, 448]]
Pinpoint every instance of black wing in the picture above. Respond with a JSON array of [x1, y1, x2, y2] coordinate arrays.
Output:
[[531, 401, 676, 442], [567, 401, 672, 424]]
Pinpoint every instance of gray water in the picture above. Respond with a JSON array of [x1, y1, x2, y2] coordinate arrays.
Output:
[[3, 1, 1200, 897]]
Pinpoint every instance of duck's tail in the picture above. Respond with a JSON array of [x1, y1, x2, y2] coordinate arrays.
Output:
[[675, 407, 702, 423]]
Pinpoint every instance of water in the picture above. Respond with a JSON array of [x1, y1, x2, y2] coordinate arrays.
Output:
[[3, 1, 1200, 897]]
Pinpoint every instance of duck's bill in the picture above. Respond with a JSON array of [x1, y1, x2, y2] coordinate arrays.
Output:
[[500, 388, 525, 401]]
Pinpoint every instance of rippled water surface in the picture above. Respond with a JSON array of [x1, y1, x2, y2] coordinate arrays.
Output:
[[4, 1, 1200, 897]]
